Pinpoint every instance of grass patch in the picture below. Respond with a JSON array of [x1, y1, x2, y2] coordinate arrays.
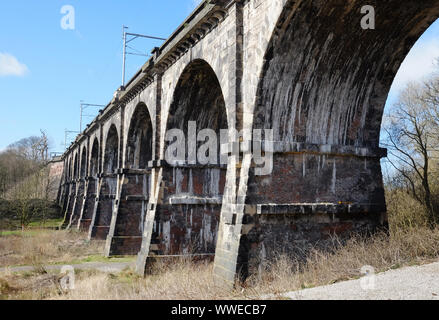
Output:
[[52, 255, 135, 266], [28, 218, 63, 229], [0, 229, 104, 268], [0, 230, 48, 237]]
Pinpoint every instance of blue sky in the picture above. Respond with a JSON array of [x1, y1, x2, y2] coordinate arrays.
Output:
[[0, 0, 201, 152], [0, 1, 438, 153]]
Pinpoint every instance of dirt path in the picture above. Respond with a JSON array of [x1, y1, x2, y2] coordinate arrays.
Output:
[[0, 261, 134, 274], [282, 261, 439, 300]]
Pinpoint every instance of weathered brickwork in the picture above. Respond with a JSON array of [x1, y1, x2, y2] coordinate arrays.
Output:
[[56, 0, 439, 287]]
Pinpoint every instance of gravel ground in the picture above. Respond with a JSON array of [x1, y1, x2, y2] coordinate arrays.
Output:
[[283, 261, 439, 300]]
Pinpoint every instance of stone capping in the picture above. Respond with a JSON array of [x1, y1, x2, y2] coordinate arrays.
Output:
[[167, 195, 223, 205], [154, 5, 228, 70], [98, 102, 122, 123], [147, 160, 227, 169], [256, 141, 387, 159], [244, 203, 386, 215]]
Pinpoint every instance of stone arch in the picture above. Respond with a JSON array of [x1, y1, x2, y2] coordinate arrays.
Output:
[[153, 59, 228, 256], [70, 146, 88, 228], [126, 103, 153, 169], [67, 157, 72, 181], [79, 137, 100, 231], [63, 152, 79, 229], [104, 125, 119, 174], [80, 146, 87, 178], [73, 153, 79, 179], [253, 0, 439, 147], [241, 0, 439, 278], [89, 138, 100, 177], [105, 103, 154, 256], [61, 156, 72, 216], [90, 125, 119, 240], [167, 59, 228, 149]]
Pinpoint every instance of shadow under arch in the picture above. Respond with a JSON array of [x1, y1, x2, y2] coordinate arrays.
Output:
[[90, 124, 119, 240], [68, 146, 88, 228], [73, 153, 78, 180], [240, 0, 439, 279], [80, 146, 87, 178], [61, 156, 74, 227], [62, 153, 79, 228], [106, 103, 154, 256], [151, 59, 228, 258], [78, 138, 100, 231], [126, 102, 153, 169]]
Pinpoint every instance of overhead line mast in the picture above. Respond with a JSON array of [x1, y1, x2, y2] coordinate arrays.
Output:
[[121, 25, 166, 87]]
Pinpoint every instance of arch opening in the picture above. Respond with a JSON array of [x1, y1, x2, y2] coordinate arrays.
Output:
[[80, 147, 87, 178], [153, 59, 228, 257], [106, 104, 154, 255], [79, 138, 100, 231], [73, 154, 78, 180], [61, 157, 73, 216], [243, 0, 439, 278], [126, 103, 153, 169], [104, 125, 119, 174], [90, 138, 100, 177], [71, 147, 88, 228], [91, 125, 119, 239]]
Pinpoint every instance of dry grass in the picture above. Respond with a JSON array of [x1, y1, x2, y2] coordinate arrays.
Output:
[[0, 267, 66, 300], [50, 260, 241, 300], [2, 190, 439, 300], [0, 229, 104, 267], [246, 226, 439, 297], [1, 226, 439, 300], [42, 226, 439, 300]]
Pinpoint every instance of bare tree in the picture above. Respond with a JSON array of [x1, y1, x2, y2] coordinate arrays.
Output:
[[382, 81, 439, 225], [0, 131, 52, 199]]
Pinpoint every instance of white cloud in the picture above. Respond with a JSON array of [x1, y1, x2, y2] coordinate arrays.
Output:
[[389, 38, 439, 94], [0, 53, 29, 77]]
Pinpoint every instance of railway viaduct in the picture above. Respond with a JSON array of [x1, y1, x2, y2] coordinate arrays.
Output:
[[56, 0, 439, 286]]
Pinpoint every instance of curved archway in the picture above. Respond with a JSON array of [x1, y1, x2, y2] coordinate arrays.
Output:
[[89, 138, 100, 177], [63, 153, 79, 229], [167, 59, 227, 138], [154, 59, 228, 256], [126, 103, 153, 169], [91, 125, 119, 239], [242, 0, 439, 277], [80, 147, 87, 178], [69, 146, 88, 228], [73, 153, 78, 179], [79, 138, 100, 231], [104, 125, 119, 174], [66, 157, 72, 181], [106, 104, 154, 255], [61, 157, 73, 218]]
